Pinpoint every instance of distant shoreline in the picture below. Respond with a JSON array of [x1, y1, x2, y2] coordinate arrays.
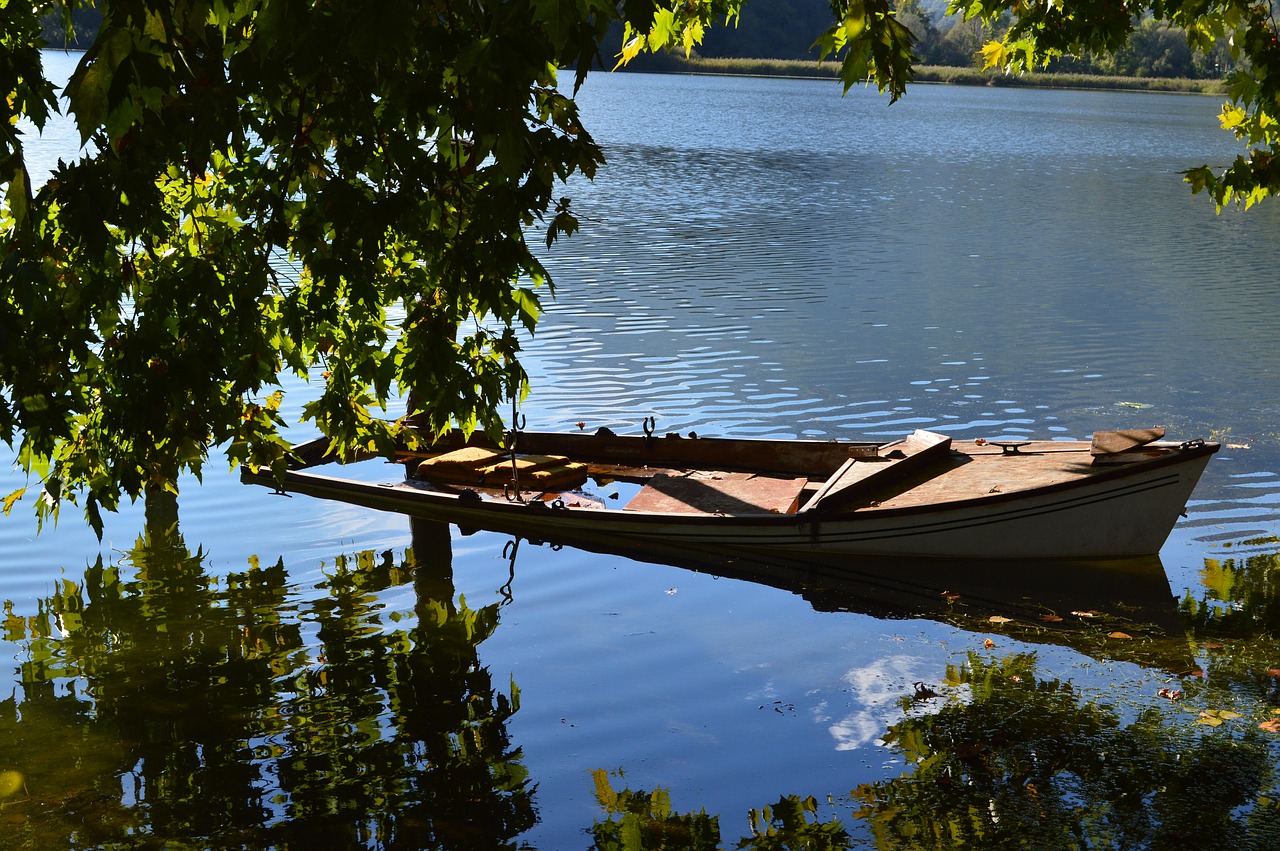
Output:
[[628, 55, 1227, 96]]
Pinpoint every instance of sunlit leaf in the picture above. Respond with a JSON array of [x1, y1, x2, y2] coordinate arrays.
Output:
[[2, 487, 25, 516], [0, 770, 23, 798]]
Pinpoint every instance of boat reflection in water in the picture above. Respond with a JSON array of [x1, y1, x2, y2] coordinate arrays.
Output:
[[441, 518, 1195, 673]]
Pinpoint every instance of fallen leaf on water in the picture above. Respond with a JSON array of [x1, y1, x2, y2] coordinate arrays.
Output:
[[0, 770, 23, 798], [1157, 688, 1183, 700], [1266, 668, 1280, 678], [1259, 719, 1280, 733], [941, 591, 961, 602], [983, 638, 995, 649], [1227, 443, 1251, 449], [1071, 611, 1099, 618], [1108, 631, 1133, 640], [1204, 642, 1224, 651], [1197, 709, 1242, 727], [1039, 613, 1064, 623], [988, 615, 1013, 624]]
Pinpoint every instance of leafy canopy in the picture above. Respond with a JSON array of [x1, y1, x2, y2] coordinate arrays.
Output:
[[950, 0, 1280, 210], [2, 0, 1276, 535], [0, 0, 913, 535]]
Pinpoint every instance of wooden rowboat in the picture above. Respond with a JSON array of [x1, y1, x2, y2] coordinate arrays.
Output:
[[243, 426, 1218, 559]]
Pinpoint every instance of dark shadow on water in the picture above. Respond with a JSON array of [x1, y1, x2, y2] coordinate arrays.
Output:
[[0, 519, 534, 849]]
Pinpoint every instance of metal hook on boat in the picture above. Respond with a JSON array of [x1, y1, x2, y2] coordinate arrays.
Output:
[[642, 416, 657, 448]]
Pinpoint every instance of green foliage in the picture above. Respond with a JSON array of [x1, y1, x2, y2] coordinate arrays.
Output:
[[2, 0, 1275, 537], [947, 0, 1280, 209], [0, 0, 921, 535]]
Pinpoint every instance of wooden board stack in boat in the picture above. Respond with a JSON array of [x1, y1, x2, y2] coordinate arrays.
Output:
[[243, 425, 1219, 559]]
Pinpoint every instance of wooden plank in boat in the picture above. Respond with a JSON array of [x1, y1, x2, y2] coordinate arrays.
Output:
[[1091, 427, 1165, 456], [624, 472, 808, 516], [415, 447, 587, 489], [800, 429, 953, 513]]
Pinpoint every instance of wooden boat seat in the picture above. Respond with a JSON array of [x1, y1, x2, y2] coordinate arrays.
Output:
[[624, 471, 809, 516], [799, 429, 953, 513], [414, 447, 588, 490]]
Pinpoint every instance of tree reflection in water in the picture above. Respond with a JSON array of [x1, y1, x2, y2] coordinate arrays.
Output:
[[0, 520, 533, 848], [851, 652, 1280, 850], [586, 545, 1280, 850], [7, 526, 1280, 849]]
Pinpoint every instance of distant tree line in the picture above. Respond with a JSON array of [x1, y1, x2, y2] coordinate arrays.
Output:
[[39, 1, 1229, 80], [693, 0, 1231, 79], [39, 6, 101, 50]]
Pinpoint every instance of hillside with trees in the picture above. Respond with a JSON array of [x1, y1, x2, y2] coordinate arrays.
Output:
[[693, 0, 1230, 80]]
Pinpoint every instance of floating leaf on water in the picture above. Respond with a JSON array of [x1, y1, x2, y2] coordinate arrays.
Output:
[[1260, 719, 1280, 733], [1071, 611, 1100, 618], [940, 591, 961, 602], [983, 638, 995, 649], [1116, 401, 1154, 409], [0, 771, 22, 798], [988, 615, 1013, 624], [1227, 443, 1251, 449], [1039, 613, 1064, 623], [1197, 709, 1242, 727], [1157, 688, 1183, 700], [1108, 631, 1133, 640]]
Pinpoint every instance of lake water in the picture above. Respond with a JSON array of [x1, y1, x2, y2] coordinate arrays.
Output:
[[4, 57, 1280, 848]]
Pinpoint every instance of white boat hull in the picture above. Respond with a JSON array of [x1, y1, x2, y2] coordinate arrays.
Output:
[[250, 443, 1214, 559]]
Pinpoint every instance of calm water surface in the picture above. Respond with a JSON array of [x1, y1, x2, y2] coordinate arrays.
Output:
[[3, 58, 1280, 847]]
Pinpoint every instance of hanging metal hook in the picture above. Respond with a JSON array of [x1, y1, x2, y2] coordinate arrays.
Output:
[[505, 395, 526, 502], [499, 538, 519, 604]]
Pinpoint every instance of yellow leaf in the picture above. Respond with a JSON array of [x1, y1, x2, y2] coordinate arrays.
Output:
[[2, 488, 25, 516], [0, 770, 23, 798], [1220, 103, 1247, 130], [1196, 712, 1224, 727], [980, 40, 1007, 70], [1107, 631, 1133, 640]]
